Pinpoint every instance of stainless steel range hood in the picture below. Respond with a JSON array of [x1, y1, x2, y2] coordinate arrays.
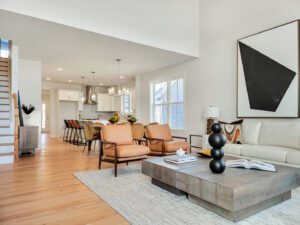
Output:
[[84, 85, 97, 105]]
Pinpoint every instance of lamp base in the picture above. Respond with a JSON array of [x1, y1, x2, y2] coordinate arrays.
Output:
[[206, 118, 214, 134]]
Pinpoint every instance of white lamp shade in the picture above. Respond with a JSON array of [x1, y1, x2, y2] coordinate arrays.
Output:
[[203, 106, 219, 118]]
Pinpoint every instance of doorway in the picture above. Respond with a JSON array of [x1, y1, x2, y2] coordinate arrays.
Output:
[[42, 90, 50, 133]]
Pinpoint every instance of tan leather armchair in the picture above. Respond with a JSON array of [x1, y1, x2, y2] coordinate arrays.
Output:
[[145, 124, 191, 156], [99, 124, 150, 177]]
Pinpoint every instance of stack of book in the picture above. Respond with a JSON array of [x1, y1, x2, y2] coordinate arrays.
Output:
[[164, 154, 197, 164]]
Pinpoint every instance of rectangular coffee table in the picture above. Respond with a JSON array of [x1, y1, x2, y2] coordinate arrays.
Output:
[[142, 155, 300, 222]]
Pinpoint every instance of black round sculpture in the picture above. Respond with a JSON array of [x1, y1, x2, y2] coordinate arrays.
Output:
[[208, 123, 226, 174]]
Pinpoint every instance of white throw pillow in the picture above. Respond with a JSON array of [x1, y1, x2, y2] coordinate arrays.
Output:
[[242, 121, 261, 145]]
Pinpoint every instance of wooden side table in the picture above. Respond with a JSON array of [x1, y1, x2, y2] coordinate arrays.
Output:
[[189, 134, 203, 149]]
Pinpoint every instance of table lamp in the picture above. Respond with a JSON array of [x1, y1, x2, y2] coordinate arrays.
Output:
[[203, 106, 219, 134]]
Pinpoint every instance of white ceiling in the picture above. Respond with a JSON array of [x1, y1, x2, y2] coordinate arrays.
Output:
[[0, 0, 199, 57], [0, 10, 195, 86]]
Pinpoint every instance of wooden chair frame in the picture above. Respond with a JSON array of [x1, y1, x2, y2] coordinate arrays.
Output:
[[145, 136, 191, 156], [99, 140, 147, 177]]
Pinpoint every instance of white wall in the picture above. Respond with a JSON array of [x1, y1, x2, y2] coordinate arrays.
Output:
[[0, 0, 199, 56], [136, 0, 300, 136], [18, 59, 42, 147]]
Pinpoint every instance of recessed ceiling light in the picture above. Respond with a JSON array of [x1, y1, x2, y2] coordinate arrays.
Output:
[[120, 76, 124, 79], [46, 77, 51, 81], [58, 68, 63, 71], [68, 80, 72, 83], [99, 83, 103, 86]]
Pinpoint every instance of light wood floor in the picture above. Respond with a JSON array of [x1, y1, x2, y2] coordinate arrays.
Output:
[[0, 134, 130, 225]]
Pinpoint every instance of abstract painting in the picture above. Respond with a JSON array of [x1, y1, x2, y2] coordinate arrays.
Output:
[[237, 21, 299, 117]]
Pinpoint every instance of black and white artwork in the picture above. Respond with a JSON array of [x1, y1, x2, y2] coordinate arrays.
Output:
[[237, 21, 299, 117]]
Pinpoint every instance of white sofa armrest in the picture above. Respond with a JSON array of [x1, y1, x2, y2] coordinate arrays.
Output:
[[202, 135, 211, 149]]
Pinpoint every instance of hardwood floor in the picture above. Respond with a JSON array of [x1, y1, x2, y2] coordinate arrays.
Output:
[[0, 134, 130, 225]]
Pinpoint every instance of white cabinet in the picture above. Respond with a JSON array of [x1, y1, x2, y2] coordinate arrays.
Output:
[[78, 92, 83, 111], [58, 90, 80, 101], [97, 93, 112, 111], [97, 94, 121, 112], [112, 96, 121, 112]]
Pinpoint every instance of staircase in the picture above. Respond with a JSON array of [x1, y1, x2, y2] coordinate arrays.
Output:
[[0, 42, 15, 164]]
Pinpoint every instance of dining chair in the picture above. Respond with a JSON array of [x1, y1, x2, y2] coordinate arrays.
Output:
[[82, 123, 99, 154], [131, 123, 146, 145]]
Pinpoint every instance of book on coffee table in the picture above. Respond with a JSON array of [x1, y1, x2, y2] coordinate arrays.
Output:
[[225, 159, 276, 172], [164, 155, 197, 164]]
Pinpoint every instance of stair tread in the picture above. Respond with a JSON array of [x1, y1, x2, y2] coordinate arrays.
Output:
[[0, 153, 14, 157], [0, 134, 14, 136], [0, 143, 14, 146], [0, 126, 10, 128], [0, 118, 10, 120]]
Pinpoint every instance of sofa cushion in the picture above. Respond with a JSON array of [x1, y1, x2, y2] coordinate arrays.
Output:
[[259, 121, 300, 150], [286, 152, 300, 165], [242, 121, 261, 145], [223, 144, 243, 156], [104, 145, 149, 158], [240, 145, 297, 163]]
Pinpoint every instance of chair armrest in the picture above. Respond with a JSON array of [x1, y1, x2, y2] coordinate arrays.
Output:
[[145, 137, 164, 142], [172, 136, 187, 142], [145, 137, 165, 155], [100, 140, 117, 146], [100, 140, 118, 161]]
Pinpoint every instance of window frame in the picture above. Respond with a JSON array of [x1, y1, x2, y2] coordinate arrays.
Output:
[[150, 74, 186, 130]]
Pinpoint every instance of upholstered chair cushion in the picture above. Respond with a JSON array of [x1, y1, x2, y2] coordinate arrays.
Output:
[[146, 124, 173, 141], [104, 145, 149, 158], [102, 124, 133, 145], [164, 140, 190, 152]]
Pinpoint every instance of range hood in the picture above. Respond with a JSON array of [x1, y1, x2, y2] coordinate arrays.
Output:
[[84, 85, 97, 105]]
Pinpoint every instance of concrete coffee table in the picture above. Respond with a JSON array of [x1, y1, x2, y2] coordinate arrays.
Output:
[[142, 155, 300, 222]]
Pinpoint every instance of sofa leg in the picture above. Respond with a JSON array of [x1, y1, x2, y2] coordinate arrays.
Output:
[[126, 162, 129, 166]]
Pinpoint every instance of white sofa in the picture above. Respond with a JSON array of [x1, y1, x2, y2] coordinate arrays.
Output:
[[206, 120, 300, 168]]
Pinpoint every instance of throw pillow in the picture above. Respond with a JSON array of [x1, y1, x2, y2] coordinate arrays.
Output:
[[218, 120, 243, 144]]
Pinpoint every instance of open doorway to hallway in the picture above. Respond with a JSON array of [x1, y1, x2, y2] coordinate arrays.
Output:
[[42, 90, 50, 133]]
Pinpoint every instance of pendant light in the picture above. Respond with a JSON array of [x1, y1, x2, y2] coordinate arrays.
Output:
[[108, 59, 130, 96], [91, 71, 97, 101]]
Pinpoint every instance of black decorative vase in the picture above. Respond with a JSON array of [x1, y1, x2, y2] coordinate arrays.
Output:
[[208, 123, 226, 174]]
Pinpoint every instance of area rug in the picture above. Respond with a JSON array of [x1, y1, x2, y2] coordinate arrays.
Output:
[[74, 165, 300, 225]]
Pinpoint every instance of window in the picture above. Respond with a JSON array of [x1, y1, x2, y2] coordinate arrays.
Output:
[[122, 94, 130, 113], [0, 39, 9, 58], [152, 78, 184, 129]]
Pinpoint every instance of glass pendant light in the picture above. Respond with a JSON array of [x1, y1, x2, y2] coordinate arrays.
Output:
[[91, 71, 97, 101]]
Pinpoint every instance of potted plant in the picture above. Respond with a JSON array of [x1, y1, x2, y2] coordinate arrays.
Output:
[[109, 113, 120, 124], [22, 104, 35, 120], [127, 114, 137, 124]]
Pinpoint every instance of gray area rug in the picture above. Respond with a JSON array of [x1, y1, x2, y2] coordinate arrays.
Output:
[[74, 165, 300, 225]]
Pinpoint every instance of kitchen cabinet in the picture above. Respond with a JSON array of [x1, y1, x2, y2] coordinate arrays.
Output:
[[58, 90, 80, 101], [97, 93, 112, 111], [78, 92, 84, 111], [97, 94, 121, 112], [112, 96, 121, 112]]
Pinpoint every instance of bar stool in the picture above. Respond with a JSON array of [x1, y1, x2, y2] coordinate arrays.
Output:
[[63, 120, 70, 142], [74, 120, 84, 145], [67, 120, 75, 143]]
